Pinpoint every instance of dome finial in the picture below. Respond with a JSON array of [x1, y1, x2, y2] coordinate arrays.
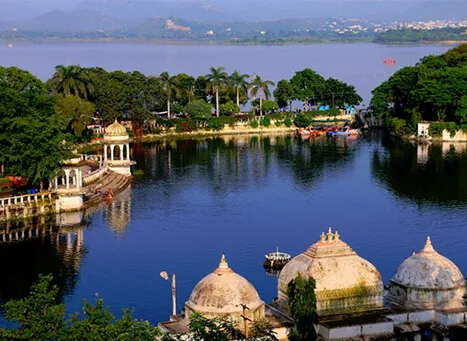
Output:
[[422, 236, 435, 253], [327, 227, 334, 242], [218, 252, 229, 269]]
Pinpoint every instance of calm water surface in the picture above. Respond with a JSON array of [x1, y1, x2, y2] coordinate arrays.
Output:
[[0, 42, 457, 103], [1, 134, 466, 326]]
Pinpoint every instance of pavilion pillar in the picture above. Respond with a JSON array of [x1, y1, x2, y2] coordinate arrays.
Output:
[[126, 144, 130, 161], [120, 144, 124, 160], [76, 168, 81, 189], [104, 145, 108, 161], [55, 177, 59, 189], [64, 169, 71, 189], [111, 145, 115, 161]]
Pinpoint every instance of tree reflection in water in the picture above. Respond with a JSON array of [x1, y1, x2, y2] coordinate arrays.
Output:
[[372, 138, 467, 205], [132, 135, 358, 197], [0, 213, 87, 306]]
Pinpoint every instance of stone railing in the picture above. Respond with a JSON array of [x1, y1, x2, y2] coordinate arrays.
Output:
[[83, 165, 109, 186], [0, 192, 55, 208]]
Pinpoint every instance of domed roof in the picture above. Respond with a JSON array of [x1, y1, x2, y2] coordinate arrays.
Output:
[[279, 228, 383, 299], [186, 254, 264, 314], [391, 236, 465, 289], [105, 120, 128, 137]]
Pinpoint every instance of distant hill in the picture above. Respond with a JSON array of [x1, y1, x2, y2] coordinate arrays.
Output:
[[11, 10, 126, 33]]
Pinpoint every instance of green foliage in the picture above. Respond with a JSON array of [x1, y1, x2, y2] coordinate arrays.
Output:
[[0, 66, 72, 187], [274, 80, 296, 109], [375, 27, 467, 43], [260, 117, 271, 127], [163, 313, 278, 341], [207, 117, 235, 131], [370, 44, 467, 125], [261, 100, 279, 113], [0, 275, 160, 341], [284, 118, 293, 127], [429, 122, 462, 138], [54, 95, 95, 137], [175, 119, 198, 133], [275, 121, 283, 127], [48, 64, 94, 99], [287, 274, 318, 341], [250, 120, 259, 129], [185, 99, 213, 120], [385, 117, 408, 137], [219, 101, 240, 116], [293, 113, 313, 128], [0, 274, 65, 340]]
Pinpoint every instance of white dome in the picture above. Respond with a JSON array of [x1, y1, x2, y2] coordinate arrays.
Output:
[[391, 236, 465, 289], [185, 254, 264, 316], [278, 228, 384, 315], [104, 120, 129, 140]]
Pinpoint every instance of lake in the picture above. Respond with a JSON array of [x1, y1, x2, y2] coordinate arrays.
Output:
[[1, 133, 467, 328], [0, 42, 457, 104]]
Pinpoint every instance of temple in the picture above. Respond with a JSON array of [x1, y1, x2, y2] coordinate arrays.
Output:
[[159, 230, 467, 340]]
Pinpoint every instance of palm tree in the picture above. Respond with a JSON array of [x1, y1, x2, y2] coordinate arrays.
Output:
[[230, 70, 250, 109], [249, 75, 275, 117], [205, 66, 228, 117], [159, 72, 179, 119], [49, 65, 93, 99]]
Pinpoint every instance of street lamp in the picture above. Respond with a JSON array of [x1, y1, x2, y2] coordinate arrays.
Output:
[[160, 271, 176, 317]]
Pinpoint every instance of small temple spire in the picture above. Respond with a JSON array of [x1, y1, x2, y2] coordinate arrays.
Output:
[[422, 236, 435, 253], [218, 252, 230, 269], [320, 232, 326, 242]]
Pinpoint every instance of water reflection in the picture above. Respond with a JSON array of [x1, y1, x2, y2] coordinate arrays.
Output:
[[0, 213, 87, 305], [372, 138, 467, 205], [133, 135, 359, 193], [103, 186, 133, 237]]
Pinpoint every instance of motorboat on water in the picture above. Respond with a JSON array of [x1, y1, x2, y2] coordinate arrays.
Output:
[[264, 248, 291, 270]]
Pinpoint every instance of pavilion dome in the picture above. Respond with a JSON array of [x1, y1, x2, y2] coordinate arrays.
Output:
[[185, 254, 265, 323], [104, 120, 128, 138], [278, 228, 384, 315], [391, 236, 464, 290]]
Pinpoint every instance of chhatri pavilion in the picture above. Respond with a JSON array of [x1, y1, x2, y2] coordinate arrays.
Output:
[[159, 229, 467, 340]]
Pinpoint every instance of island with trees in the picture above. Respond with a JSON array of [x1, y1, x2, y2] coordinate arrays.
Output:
[[370, 43, 467, 138]]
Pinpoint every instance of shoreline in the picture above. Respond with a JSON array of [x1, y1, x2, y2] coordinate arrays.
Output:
[[138, 127, 297, 142]]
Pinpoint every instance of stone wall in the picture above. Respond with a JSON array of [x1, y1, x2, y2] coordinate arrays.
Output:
[[0, 194, 56, 221], [417, 122, 467, 141]]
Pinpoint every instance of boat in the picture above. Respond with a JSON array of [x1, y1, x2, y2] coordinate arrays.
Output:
[[7, 44, 13, 48], [264, 248, 291, 270], [297, 128, 320, 137], [383, 58, 396, 65], [327, 130, 350, 137], [348, 129, 360, 136]]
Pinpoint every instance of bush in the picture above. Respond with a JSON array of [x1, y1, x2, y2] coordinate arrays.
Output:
[[284, 118, 293, 127], [275, 121, 282, 127], [385, 117, 407, 137], [185, 100, 213, 120], [207, 117, 235, 131], [175, 119, 198, 133], [250, 120, 259, 129], [219, 101, 240, 116], [293, 114, 313, 128], [429, 122, 460, 138], [260, 117, 271, 127]]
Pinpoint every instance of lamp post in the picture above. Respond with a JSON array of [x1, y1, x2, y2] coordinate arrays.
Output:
[[160, 271, 176, 318]]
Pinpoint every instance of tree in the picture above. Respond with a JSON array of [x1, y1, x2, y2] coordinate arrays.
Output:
[[185, 100, 213, 120], [274, 80, 296, 110], [323, 78, 362, 107], [0, 275, 160, 341], [205, 66, 228, 117], [286, 274, 318, 341], [162, 312, 278, 341], [220, 101, 240, 116], [160, 72, 180, 119], [54, 95, 95, 137], [290, 69, 325, 110], [249, 75, 275, 118], [230, 70, 250, 108], [457, 95, 467, 124], [48, 65, 94, 99], [0, 66, 72, 190]]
